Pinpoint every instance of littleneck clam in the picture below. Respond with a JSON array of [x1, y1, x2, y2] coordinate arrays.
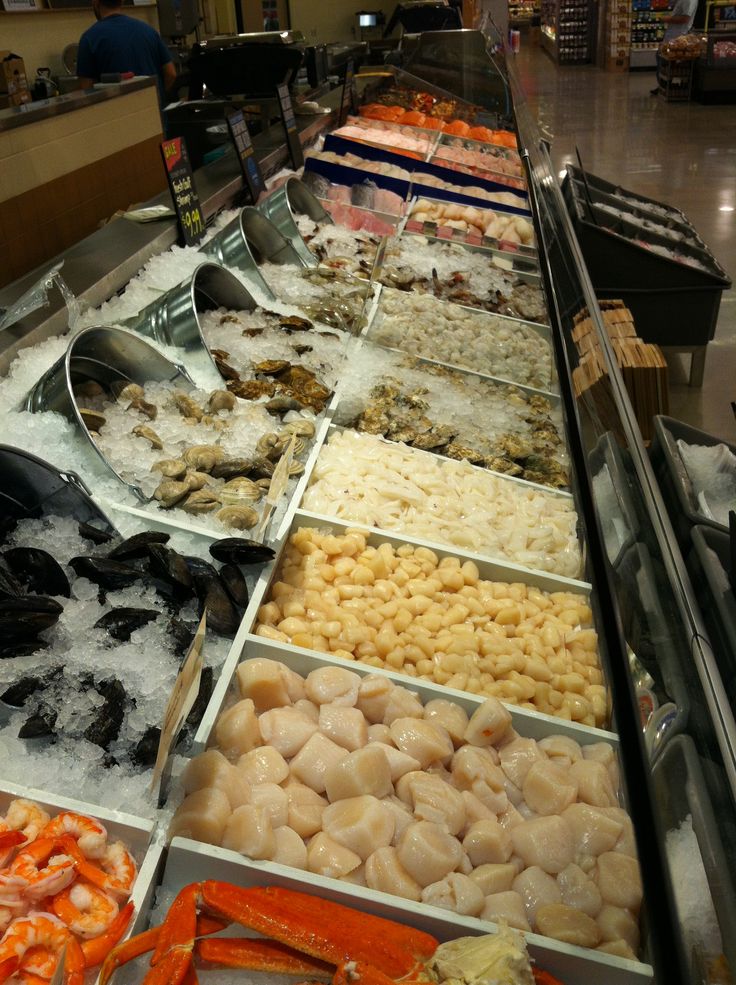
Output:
[[154, 479, 190, 508], [183, 445, 225, 473], [152, 459, 187, 480], [79, 408, 106, 432], [180, 489, 221, 514], [219, 477, 262, 505], [216, 505, 259, 530], [132, 424, 163, 449], [207, 390, 237, 413], [170, 391, 204, 421]]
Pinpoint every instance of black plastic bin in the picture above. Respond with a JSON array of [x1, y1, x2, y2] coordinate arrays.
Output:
[[649, 414, 736, 547], [652, 733, 736, 978], [562, 168, 731, 348], [688, 525, 736, 709], [0, 444, 117, 535]]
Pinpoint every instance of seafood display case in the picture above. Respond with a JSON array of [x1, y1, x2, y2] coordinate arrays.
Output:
[[1, 28, 736, 985]]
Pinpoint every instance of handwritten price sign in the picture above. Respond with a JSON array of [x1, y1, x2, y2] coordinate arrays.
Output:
[[160, 137, 205, 247]]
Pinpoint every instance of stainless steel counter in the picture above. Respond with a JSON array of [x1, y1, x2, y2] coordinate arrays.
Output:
[[0, 76, 156, 132]]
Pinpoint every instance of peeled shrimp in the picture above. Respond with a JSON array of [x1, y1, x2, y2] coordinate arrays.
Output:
[[5, 837, 78, 901], [2, 801, 51, 846], [52, 881, 119, 938], [0, 912, 85, 985], [39, 812, 107, 860], [86, 841, 137, 898]]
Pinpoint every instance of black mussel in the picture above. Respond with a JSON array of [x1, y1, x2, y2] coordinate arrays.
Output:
[[84, 678, 126, 749], [69, 556, 141, 590], [94, 607, 159, 643], [132, 724, 161, 766], [0, 639, 50, 660], [148, 546, 193, 594], [219, 563, 249, 609], [78, 522, 115, 545], [0, 558, 23, 599], [209, 538, 276, 566], [102, 752, 119, 769], [108, 531, 170, 561], [19, 707, 57, 739], [187, 565, 239, 636], [4, 547, 71, 599], [1, 667, 62, 707], [199, 580, 239, 636], [0, 596, 63, 643], [168, 616, 196, 657]]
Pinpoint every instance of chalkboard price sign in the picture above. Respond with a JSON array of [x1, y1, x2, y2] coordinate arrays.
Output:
[[276, 82, 304, 170], [227, 110, 266, 203], [160, 137, 205, 247], [340, 59, 357, 125]]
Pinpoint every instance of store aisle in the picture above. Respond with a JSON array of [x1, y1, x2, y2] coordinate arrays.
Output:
[[515, 43, 736, 440]]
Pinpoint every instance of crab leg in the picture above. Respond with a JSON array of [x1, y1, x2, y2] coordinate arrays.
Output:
[[99, 913, 227, 985], [197, 938, 332, 976], [199, 883, 439, 978]]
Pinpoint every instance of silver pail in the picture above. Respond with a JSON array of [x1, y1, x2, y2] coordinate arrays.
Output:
[[23, 326, 194, 500], [258, 177, 332, 268], [125, 262, 257, 378], [200, 218, 277, 300]]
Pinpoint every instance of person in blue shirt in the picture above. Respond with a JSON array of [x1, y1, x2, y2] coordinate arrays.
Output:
[[77, 0, 176, 102]]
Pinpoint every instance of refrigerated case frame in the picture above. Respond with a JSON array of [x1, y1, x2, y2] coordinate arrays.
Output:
[[507, 58, 736, 984]]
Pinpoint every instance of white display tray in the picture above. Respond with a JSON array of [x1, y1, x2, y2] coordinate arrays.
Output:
[[155, 840, 653, 985], [0, 780, 163, 985], [364, 284, 558, 395]]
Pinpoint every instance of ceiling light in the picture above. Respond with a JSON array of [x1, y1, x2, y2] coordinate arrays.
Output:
[[719, 205, 734, 212]]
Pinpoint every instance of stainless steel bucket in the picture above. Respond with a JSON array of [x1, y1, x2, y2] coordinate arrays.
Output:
[[199, 220, 277, 300], [237, 207, 306, 267], [23, 326, 194, 500], [125, 262, 257, 378], [258, 177, 332, 268]]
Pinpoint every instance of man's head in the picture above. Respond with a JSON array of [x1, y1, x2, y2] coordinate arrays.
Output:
[[92, 0, 122, 20]]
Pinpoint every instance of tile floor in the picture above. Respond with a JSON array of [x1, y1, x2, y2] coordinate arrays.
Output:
[[514, 42, 736, 441]]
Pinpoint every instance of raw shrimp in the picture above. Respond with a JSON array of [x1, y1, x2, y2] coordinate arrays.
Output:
[[5, 837, 78, 902], [0, 913, 85, 985], [39, 812, 107, 860], [2, 802, 50, 847], [52, 881, 119, 939]]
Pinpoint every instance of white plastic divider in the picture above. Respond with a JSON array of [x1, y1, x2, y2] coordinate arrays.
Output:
[[0, 780, 163, 985], [203, 633, 618, 746], [292, 507, 591, 594], [394, 229, 542, 287], [161, 839, 653, 985]]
